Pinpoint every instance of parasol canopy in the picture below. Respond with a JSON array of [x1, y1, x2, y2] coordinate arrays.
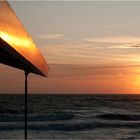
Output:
[[0, 1, 48, 76]]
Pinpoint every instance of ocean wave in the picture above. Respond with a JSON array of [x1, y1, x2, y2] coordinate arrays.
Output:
[[28, 121, 140, 131], [98, 113, 140, 121], [0, 108, 23, 114], [0, 121, 140, 131], [0, 112, 74, 122]]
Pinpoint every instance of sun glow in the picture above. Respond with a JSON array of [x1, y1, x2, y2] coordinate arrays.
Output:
[[128, 68, 140, 94]]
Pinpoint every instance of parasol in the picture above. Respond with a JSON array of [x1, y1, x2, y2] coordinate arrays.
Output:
[[0, 1, 48, 139]]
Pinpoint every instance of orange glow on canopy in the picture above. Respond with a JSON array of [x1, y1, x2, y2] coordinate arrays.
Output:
[[0, 31, 32, 49]]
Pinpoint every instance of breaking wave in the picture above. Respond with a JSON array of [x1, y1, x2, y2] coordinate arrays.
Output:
[[98, 113, 140, 121]]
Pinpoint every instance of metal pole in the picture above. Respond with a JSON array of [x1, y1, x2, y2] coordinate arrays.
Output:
[[25, 71, 29, 140]]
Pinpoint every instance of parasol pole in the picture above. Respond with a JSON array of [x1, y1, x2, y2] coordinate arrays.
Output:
[[24, 71, 29, 139]]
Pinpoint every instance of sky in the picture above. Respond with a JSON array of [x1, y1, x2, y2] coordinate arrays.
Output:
[[1, 1, 140, 94]]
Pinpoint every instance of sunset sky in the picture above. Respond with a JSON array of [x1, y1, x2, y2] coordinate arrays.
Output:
[[1, 1, 140, 94]]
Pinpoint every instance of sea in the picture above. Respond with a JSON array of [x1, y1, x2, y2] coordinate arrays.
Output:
[[0, 94, 140, 139]]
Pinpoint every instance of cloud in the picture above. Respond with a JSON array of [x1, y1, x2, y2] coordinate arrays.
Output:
[[84, 36, 140, 49], [39, 35, 140, 67], [84, 36, 140, 44], [110, 43, 140, 49], [106, 23, 135, 29], [46, 63, 140, 80], [39, 34, 64, 39]]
